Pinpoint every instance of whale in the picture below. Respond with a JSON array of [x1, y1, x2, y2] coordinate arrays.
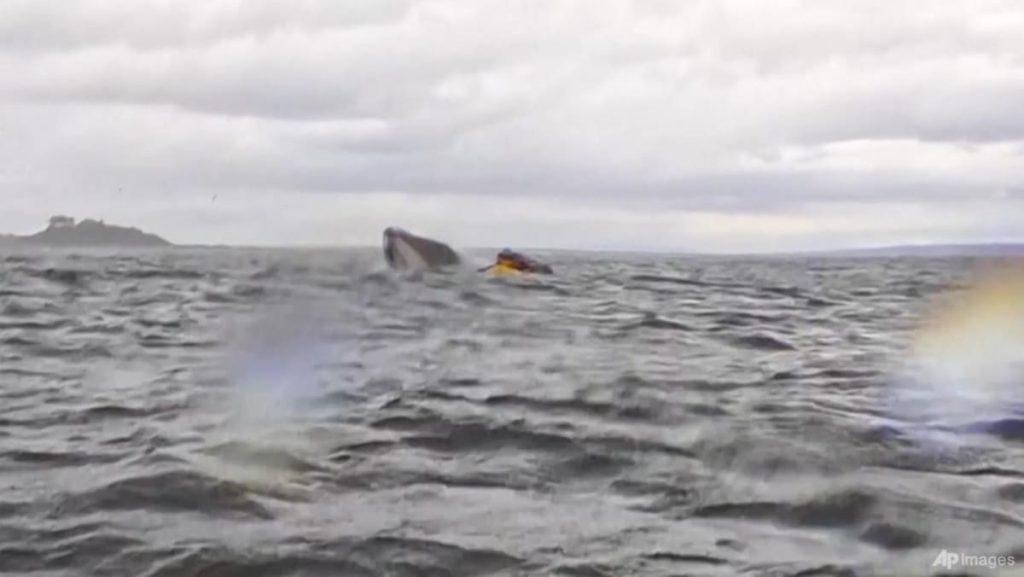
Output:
[[382, 227, 461, 271]]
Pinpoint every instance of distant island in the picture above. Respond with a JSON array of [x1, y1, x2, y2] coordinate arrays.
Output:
[[0, 216, 172, 247]]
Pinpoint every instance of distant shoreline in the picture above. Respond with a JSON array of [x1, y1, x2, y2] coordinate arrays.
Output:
[[0, 216, 172, 248]]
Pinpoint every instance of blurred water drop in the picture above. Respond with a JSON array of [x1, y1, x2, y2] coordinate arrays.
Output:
[[196, 300, 343, 494], [227, 304, 330, 425], [889, 262, 1024, 449]]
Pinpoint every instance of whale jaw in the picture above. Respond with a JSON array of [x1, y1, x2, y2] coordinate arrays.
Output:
[[382, 227, 460, 271]]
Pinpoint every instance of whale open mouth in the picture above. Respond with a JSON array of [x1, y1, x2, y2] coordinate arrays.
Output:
[[381, 226, 460, 271], [382, 227, 431, 271], [382, 228, 399, 268], [382, 227, 415, 269]]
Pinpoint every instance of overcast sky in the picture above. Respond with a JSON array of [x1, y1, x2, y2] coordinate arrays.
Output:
[[1, 0, 1022, 252]]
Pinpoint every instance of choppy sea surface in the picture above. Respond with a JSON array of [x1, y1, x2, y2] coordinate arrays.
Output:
[[1, 247, 1022, 577]]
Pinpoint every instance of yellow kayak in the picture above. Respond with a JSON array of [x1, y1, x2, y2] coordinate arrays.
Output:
[[488, 262, 523, 275], [479, 249, 553, 275]]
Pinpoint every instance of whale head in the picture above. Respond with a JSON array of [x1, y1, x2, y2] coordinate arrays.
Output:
[[382, 227, 460, 271]]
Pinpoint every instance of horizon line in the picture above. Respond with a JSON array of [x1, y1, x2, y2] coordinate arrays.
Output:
[[166, 239, 1024, 257]]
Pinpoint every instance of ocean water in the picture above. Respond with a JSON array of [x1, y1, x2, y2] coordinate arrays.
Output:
[[1, 247, 1022, 577]]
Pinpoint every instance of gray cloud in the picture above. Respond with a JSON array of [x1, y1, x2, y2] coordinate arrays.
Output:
[[1, 0, 1023, 250], [0, 0, 418, 53]]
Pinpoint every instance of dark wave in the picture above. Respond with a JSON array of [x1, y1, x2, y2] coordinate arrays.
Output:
[[693, 490, 876, 527], [630, 312, 694, 332], [554, 563, 614, 577], [0, 318, 71, 330], [55, 470, 275, 520], [704, 310, 788, 327], [644, 551, 729, 565], [858, 521, 927, 550], [997, 483, 1024, 502], [730, 333, 797, 351], [1, 300, 48, 317], [39, 267, 90, 286], [400, 421, 579, 454], [135, 333, 216, 349], [549, 451, 633, 478], [115, 268, 205, 280], [2, 449, 120, 467], [0, 528, 146, 574], [966, 418, 1024, 442], [482, 394, 660, 421], [628, 273, 717, 287]]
